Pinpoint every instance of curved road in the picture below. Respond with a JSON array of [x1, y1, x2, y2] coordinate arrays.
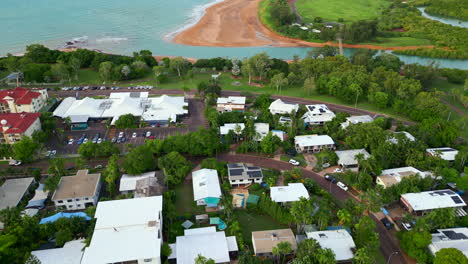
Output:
[[218, 153, 409, 264]]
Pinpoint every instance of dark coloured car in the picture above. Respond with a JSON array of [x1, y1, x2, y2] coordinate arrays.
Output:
[[324, 175, 337, 183], [381, 218, 392, 230]]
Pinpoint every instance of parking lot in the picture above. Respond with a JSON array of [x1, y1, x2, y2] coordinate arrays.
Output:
[[48, 99, 207, 155]]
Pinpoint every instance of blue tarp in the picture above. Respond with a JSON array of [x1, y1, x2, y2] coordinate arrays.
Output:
[[382, 207, 389, 216], [39, 212, 91, 224]]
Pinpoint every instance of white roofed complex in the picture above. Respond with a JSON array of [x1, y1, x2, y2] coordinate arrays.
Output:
[[169, 227, 237, 264], [340, 115, 374, 129], [219, 123, 245, 135], [53, 93, 188, 125], [81, 196, 163, 264], [302, 104, 335, 125], [426, 147, 459, 161], [271, 183, 310, 203], [192, 169, 222, 202], [295, 135, 335, 153], [401, 189, 466, 215], [269, 99, 299, 115], [306, 229, 356, 261], [119, 171, 156, 193]]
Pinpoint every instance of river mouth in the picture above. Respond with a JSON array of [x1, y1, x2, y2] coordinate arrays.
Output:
[[0, 0, 467, 69]]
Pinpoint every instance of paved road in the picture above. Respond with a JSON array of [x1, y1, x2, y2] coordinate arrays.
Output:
[[49, 88, 415, 126], [217, 153, 409, 264]]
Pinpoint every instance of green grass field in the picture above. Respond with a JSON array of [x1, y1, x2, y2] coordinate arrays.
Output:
[[295, 0, 391, 23], [236, 210, 287, 244], [359, 37, 432, 47]]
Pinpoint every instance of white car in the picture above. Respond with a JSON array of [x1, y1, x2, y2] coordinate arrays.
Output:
[[334, 168, 343, 173], [68, 138, 74, 145], [402, 222, 412, 231], [83, 138, 88, 144], [145, 131, 151, 137], [118, 131, 124, 138], [337, 181, 349, 191], [132, 132, 137, 138], [289, 159, 300, 166], [97, 138, 102, 144]]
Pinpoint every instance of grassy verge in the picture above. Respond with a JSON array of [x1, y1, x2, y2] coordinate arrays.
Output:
[[280, 154, 307, 167], [295, 0, 391, 23], [236, 210, 287, 244]]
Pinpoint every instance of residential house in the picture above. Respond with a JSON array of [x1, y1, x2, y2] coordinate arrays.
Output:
[[294, 135, 335, 153], [119, 171, 156, 194], [31, 239, 85, 264], [302, 104, 335, 125], [192, 169, 222, 208], [253, 123, 286, 141], [219, 123, 245, 136], [426, 147, 459, 162], [24, 183, 49, 217], [0, 87, 48, 113], [168, 227, 238, 264], [134, 177, 164, 198], [0, 177, 35, 229], [278, 116, 292, 126], [252, 229, 297, 256], [306, 229, 356, 262], [227, 163, 263, 186], [340, 115, 373, 129], [81, 196, 163, 264], [0, 112, 41, 144], [269, 99, 299, 115], [216, 96, 246, 112], [401, 189, 467, 216], [335, 149, 370, 172], [376, 167, 425, 189], [52, 170, 101, 210], [428, 228, 468, 258], [53, 93, 188, 128], [388, 131, 416, 144], [270, 183, 309, 203]]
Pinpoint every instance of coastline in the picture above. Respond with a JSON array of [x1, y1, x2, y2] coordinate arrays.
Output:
[[172, 0, 435, 51]]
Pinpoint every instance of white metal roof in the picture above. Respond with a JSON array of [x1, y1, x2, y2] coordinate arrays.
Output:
[[429, 228, 468, 257], [53, 93, 187, 124], [401, 189, 466, 211], [217, 96, 246, 105], [381, 167, 423, 178], [294, 135, 334, 147], [271, 183, 310, 203], [269, 99, 299, 114], [254, 123, 270, 141], [0, 177, 34, 210], [306, 230, 356, 261], [335, 149, 370, 166], [340, 115, 373, 129], [192, 169, 222, 201], [219, 123, 245, 135], [175, 227, 235, 264], [81, 196, 163, 264], [302, 104, 336, 123], [31, 239, 85, 264], [388, 131, 416, 144], [426, 147, 459, 161], [119, 171, 156, 192]]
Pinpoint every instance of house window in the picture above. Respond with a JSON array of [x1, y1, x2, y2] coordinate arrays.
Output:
[[144, 259, 152, 262], [85, 197, 89, 200], [75, 198, 80, 201], [67, 199, 72, 202], [57, 200, 63, 204], [68, 205, 73, 209]]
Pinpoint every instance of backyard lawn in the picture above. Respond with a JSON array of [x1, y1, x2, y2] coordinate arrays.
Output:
[[295, 0, 391, 23], [236, 210, 287, 245], [174, 183, 204, 215]]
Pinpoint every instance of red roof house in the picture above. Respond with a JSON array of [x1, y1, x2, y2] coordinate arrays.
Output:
[[0, 87, 42, 105], [0, 112, 41, 134]]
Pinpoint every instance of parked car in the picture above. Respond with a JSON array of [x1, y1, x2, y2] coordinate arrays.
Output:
[[149, 136, 155, 140], [334, 168, 343, 173], [111, 137, 117, 143], [68, 138, 74, 145], [77, 138, 84, 145], [145, 131, 151, 137], [322, 163, 330, 168], [121, 137, 126, 143], [132, 132, 137, 138], [381, 218, 392, 230], [116, 137, 122, 143], [83, 138, 88, 144], [402, 222, 413, 231], [118, 131, 124, 138], [92, 137, 98, 144], [324, 174, 337, 183], [94, 165, 103, 169], [289, 159, 300, 166], [97, 138, 102, 144], [336, 181, 348, 191], [9, 160, 22, 166]]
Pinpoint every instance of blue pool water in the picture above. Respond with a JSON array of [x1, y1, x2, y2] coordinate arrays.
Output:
[[1, 0, 467, 69]]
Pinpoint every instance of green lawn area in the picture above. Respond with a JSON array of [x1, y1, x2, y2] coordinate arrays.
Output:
[[295, 0, 391, 23], [359, 37, 432, 47], [236, 210, 287, 244], [174, 183, 205, 215], [429, 79, 468, 117], [280, 154, 307, 167]]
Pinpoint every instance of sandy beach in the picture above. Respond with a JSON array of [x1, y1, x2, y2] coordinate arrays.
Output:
[[173, 0, 433, 51]]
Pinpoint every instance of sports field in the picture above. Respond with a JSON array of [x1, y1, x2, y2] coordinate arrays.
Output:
[[295, 0, 391, 23]]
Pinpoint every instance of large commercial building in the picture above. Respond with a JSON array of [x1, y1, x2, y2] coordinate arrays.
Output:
[[0, 87, 48, 113], [0, 112, 41, 144], [53, 92, 188, 129]]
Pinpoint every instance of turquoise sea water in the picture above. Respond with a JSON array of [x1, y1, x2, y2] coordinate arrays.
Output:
[[1, 0, 467, 69]]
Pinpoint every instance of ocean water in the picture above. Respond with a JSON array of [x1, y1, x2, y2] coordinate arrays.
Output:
[[1, 0, 467, 69]]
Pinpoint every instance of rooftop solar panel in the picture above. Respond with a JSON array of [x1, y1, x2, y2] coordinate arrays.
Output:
[[442, 230, 468, 240], [227, 164, 241, 168], [247, 171, 262, 178], [451, 196, 464, 204], [229, 169, 243, 176]]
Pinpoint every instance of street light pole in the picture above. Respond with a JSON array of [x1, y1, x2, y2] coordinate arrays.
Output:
[[387, 252, 399, 264]]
